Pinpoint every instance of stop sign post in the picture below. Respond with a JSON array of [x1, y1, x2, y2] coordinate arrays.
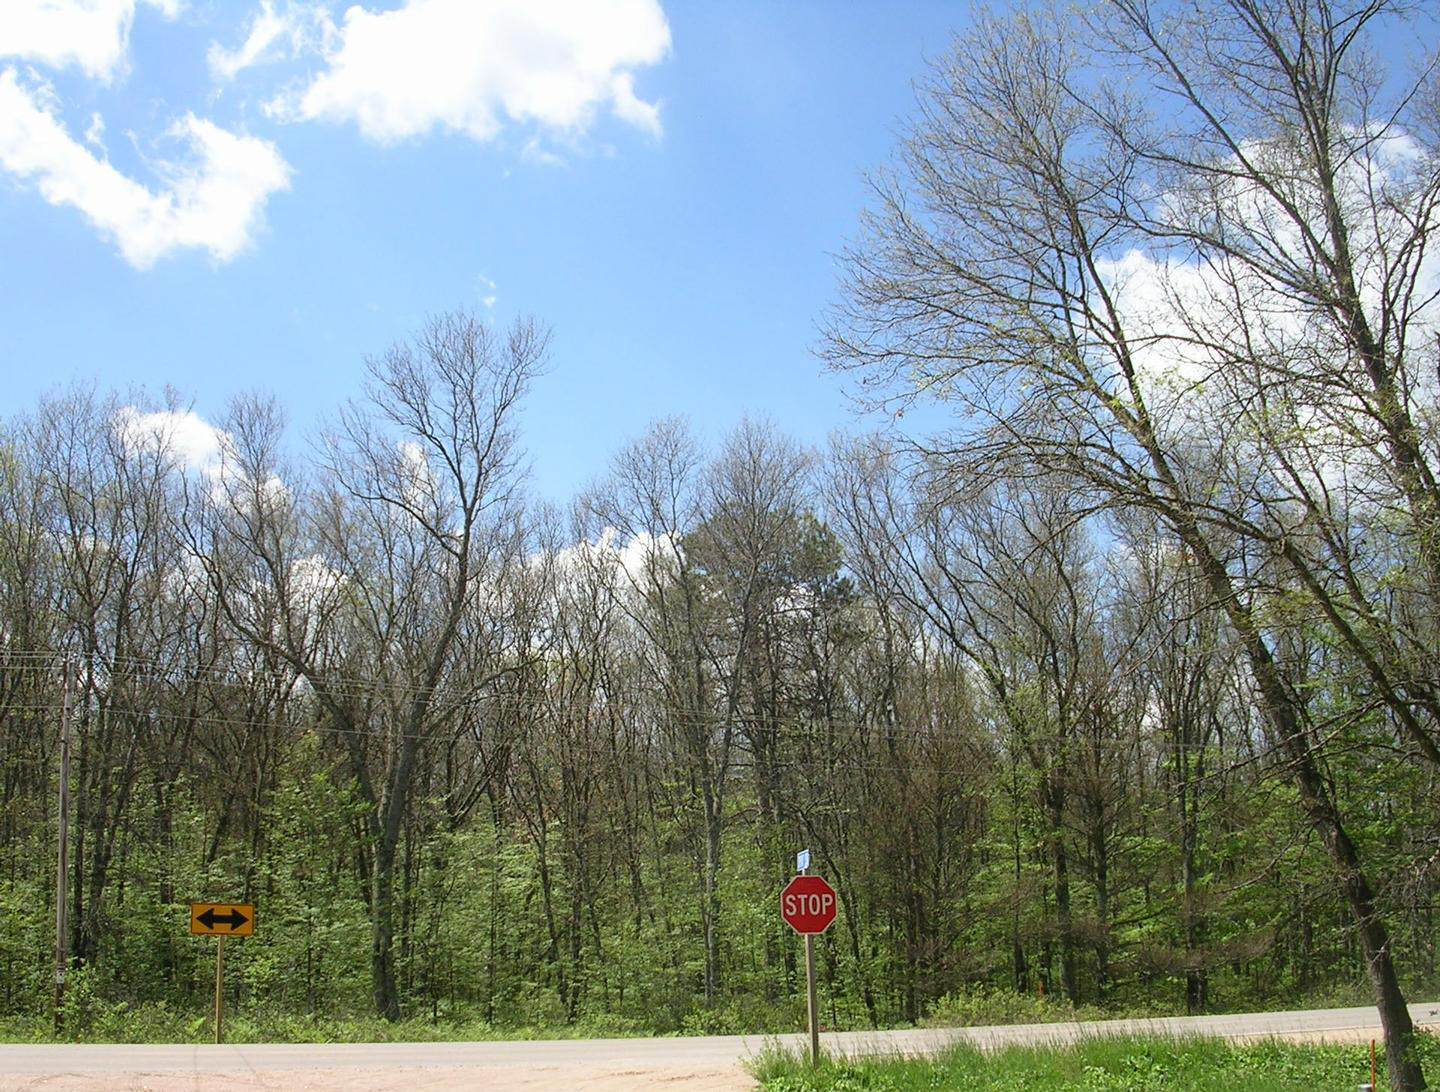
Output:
[[781, 870, 836, 1064]]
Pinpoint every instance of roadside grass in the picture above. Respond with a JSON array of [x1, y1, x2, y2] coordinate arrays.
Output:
[[0, 1005, 662, 1044], [916, 980, 1392, 1029], [751, 1032, 1440, 1092]]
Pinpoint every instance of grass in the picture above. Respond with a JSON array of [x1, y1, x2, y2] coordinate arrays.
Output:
[[751, 1032, 1440, 1091], [0, 1005, 664, 1044], [916, 981, 1396, 1030]]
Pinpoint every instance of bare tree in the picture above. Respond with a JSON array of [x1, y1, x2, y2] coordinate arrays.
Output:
[[199, 313, 548, 1019], [28, 390, 206, 971], [823, 3, 1434, 1084], [582, 418, 737, 1001]]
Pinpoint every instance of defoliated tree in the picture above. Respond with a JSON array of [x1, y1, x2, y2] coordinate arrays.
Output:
[[823, 3, 1436, 1085], [582, 418, 734, 1002], [200, 313, 547, 1020]]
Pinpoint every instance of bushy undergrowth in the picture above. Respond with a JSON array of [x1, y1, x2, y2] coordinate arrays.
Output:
[[921, 986, 1114, 1027], [0, 992, 813, 1044], [753, 1033, 1440, 1092]]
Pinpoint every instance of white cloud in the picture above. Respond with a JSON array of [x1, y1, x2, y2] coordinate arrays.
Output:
[[608, 71, 660, 138], [1089, 127, 1440, 510], [1095, 127, 1440, 424], [0, 68, 291, 268], [115, 407, 226, 472], [0, 0, 180, 82], [519, 135, 566, 167], [395, 439, 439, 509], [553, 526, 682, 599], [1092, 248, 1236, 401], [476, 272, 498, 308], [287, 553, 346, 611], [208, 1, 331, 81], [273, 0, 670, 145], [145, 412, 295, 511], [83, 111, 105, 149], [209, 1, 291, 80]]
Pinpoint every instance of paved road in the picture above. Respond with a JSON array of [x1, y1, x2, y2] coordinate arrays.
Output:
[[1, 1002, 1435, 1090]]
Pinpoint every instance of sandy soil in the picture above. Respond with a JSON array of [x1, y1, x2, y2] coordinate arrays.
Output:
[[0, 1064, 756, 1092]]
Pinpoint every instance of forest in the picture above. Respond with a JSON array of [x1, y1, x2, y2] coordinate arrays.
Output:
[[3, 2, 1440, 1089]]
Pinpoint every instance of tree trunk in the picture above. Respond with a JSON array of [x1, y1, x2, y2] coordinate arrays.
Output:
[[1186, 526, 1425, 1091], [700, 772, 722, 1001], [369, 835, 402, 1022], [1044, 780, 1078, 1003]]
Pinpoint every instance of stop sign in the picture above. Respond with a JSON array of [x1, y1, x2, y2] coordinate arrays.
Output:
[[780, 874, 837, 935]]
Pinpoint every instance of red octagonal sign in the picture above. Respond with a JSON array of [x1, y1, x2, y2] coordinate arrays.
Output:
[[780, 874, 837, 935]]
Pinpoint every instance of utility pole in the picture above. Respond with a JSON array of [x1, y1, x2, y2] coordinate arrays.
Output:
[[53, 655, 73, 1033]]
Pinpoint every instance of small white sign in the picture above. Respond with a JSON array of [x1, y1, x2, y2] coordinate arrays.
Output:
[[796, 848, 811, 872]]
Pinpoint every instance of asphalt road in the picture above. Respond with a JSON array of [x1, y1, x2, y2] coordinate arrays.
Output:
[[1, 1002, 1435, 1078]]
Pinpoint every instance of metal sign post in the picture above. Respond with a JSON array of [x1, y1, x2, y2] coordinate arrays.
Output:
[[804, 933, 819, 1064], [213, 935, 225, 1044]]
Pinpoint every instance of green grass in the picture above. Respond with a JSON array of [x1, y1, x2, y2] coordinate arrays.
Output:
[[0, 1004, 665, 1044], [751, 1033, 1440, 1092], [916, 980, 1399, 1030]]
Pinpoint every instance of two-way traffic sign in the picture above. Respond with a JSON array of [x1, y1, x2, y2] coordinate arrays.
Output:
[[189, 903, 254, 936], [190, 901, 254, 1045]]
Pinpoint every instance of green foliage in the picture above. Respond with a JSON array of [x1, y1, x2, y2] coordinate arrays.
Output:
[[921, 986, 1110, 1028], [0, 874, 49, 1014]]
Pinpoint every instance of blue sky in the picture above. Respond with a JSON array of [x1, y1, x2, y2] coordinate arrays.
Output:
[[0, 0, 964, 503]]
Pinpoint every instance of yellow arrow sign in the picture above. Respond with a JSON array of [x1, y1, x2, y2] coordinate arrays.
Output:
[[189, 903, 255, 936]]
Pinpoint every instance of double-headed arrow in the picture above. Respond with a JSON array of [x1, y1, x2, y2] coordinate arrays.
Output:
[[197, 906, 248, 931], [190, 902, 255, 936]]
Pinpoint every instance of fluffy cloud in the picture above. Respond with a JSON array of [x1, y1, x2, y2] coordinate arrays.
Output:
[[0, 0, 180, 82], [2, 0, 674, 266], [0, 68, 291, 267], [549, 526, 682, 601], [274, 0, 670, 143], [114, 406, 227, 472], [1095, 129, 1440, 426], [116, 406, 294, 517]]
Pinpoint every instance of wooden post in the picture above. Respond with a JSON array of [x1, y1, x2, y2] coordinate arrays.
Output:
[[214, 935, 225, 1044], [804, 933, 819, 1065], [53, 656, 73, 1033]]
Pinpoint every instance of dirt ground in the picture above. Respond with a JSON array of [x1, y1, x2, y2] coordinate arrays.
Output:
[[0, 1064, 756, 1092]]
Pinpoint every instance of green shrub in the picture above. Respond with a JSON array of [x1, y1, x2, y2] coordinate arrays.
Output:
[[922, 984, 1104, 1027]]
